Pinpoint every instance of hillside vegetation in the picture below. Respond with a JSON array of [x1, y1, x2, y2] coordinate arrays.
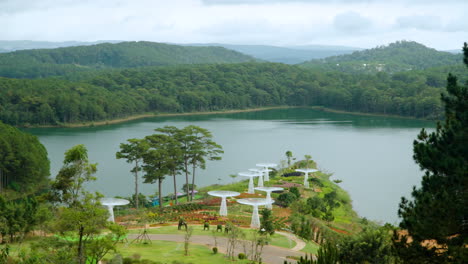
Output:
[[1, 61, 461, 126], [0, 41, 255, 78], [301, 41, 462, 73]]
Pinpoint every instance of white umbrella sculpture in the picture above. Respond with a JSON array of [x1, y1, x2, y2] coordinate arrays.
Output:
[[254, 186, 284, 209], [238, 171, 262, 194], [249, 168, 264, 187], [295, 168, 318, 188], [100, 198, 130, 222], [256, 163, 277, 182], [237, 198, 273, 228], [207, 191, 240, 216]]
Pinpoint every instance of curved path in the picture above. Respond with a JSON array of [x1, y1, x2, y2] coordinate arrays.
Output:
[[128, 233, 303, 264], [276, 231, 306, 251]]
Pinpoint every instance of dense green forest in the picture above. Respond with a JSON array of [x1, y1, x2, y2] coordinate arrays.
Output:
[[1, 61, 464, 126], [186, 43, 359, 64], [301, 41, 462, 74], [0, 41, 255, 79]]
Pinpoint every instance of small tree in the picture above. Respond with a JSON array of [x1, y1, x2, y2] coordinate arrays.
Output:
[[116, 138, 148, 210], [285, 151, 293, 167], [184, 227, 194, 256], [260, 208, 275, 235]]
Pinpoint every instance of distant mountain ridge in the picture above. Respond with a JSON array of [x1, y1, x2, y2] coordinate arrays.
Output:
[[0, 41, 256, 78], [183, 43, 361, 64], [0, 40, 123, 52], [300, 41, 462, 73]]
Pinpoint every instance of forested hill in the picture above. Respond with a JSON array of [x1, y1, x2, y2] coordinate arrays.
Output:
[[300, 41, 462, 73], [0, 41, 256, 79], [185, 43, 359, 64], [1, 62, 460, 126]]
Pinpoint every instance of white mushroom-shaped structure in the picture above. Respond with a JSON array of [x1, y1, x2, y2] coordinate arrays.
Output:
[[248, 168, 264, 187], [256, 163, 277, 182], [238, 171, 262, 194], [208, 191, 240, 216], [295, 168, 318, 188], [254, 186, 283, 209], [100, 198, 130, 222], [237, 198, 272, 228]]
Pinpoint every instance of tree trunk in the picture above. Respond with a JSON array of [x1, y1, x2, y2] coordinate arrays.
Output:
[[191, 164, 196, 200], [78, 225, 85, 264], [185, 160, 190, 202], [135, 160, 139, 210], [158, 178, 163, 210], [173, 171, 178, 205]]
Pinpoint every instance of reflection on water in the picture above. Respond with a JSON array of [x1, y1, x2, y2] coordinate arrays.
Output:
[[25, 108, 434, 223]]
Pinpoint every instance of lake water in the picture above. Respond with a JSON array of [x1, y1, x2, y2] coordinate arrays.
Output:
[[25, 108, 435, 224]]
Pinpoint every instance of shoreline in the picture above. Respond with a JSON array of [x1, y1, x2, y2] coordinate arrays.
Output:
[[22, 105, 433, 128]]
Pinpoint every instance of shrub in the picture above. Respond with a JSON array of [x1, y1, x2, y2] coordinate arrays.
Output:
[[289, 187, 300, 198], [238, 253, 247, 259], [282, 172, 302, 177], [212, 247, 218, 254], [276, 192, 297, 207]]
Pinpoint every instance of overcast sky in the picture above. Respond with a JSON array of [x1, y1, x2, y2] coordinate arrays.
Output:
[[1, 0, 467, 50]]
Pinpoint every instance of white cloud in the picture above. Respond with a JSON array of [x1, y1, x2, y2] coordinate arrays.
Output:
[[0, 0, 466, 49], [333, 12, 372, 33]]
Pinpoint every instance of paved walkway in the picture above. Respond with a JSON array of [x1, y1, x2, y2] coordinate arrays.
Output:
[[128, 233, 304, 264], [276, 231, 306, 251]]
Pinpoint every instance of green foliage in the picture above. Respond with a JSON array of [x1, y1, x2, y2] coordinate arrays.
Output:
[[0, 196, 39, 243], [338, 227, 397, 264], [48, 144, 97, 206], [260, 208, 275, 235], [301, 41, 462, 74], [395, 43, 468, 263], [276, 192, 297, 207], [116, 138, 148, 209], [0, 121, 50, 193], [238, 252, 246, 259], [0, 60, 461, 126], [289, 187, 300, 198], [0, 41, 255, 79], [212, 247, 218, 254]]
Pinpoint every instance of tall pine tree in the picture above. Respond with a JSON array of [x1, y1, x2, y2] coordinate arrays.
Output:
[[395, 43, 468, 263]]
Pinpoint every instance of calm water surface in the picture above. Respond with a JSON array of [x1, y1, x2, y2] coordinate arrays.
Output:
[[25, 108, 435, 223]]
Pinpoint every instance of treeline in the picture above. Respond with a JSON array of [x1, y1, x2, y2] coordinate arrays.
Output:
[[0, 62, 461, 126], [301, 41, 462, 74], [0, 41, 255, 79]]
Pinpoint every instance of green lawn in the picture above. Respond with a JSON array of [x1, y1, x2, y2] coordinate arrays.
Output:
[[300, 241, 320, 255], [105, 241, 251, 264]]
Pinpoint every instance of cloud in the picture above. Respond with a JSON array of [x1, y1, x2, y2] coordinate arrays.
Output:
[[333, 12, 372, 33], [0, 0, 466, 50], [202, 0, 466, 4], [396, 15, 442, 31]]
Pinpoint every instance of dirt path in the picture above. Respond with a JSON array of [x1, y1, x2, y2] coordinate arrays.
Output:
[[128, 233, 303, 264]]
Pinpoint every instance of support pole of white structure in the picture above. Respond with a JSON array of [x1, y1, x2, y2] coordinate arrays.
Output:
[[248, 177, 255, 194], [258, 174, 264, 187], [265, 192, 272, 209], [264, 169, 269, 182], [251, 205, 260, 228], [304, 172, 309, 188], [105, 205, 115, 222], [220, 197, 228, 216]]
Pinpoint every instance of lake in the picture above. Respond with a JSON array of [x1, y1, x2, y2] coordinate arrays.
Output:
[[25, 108, 435, 223]]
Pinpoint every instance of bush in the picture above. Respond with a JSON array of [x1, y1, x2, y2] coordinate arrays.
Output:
[[289, 187, 300, 198], [212, 247, 218, 254], [276, 192, 297, 207], [238, 253, 247, 259], [282, 172, 302, 177]]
